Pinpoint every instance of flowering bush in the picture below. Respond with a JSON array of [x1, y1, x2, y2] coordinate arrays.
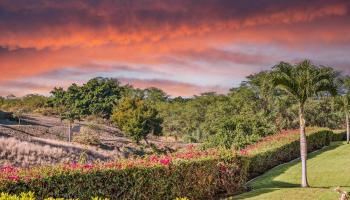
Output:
[[0, 128, 343, 199], [0, 147, 248, 199]]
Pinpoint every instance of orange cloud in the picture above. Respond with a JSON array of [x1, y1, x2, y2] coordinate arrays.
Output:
[[0, 0, 350, 96], [0, 1, 348, 50]]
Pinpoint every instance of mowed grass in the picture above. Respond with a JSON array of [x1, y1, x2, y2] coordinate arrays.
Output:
[[231, 142, 350, 200]]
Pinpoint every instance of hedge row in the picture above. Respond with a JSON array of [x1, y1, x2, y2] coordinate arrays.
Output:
[[331, 130, 346, 141], [246, 128, 334, 178], [0, 155, 248, 200], [0, 128, 345, 199]]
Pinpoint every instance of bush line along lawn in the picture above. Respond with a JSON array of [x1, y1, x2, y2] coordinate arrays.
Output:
[[0, 128, 346, 199], [232, 141, 350, 200]]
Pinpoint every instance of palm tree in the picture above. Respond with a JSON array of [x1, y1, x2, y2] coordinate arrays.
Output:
[[339, 76, 350, 144], [272, 60, 338, 187], [344, 96, 350, 144]]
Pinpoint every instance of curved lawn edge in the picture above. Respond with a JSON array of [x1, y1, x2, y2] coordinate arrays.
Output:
[[231, 141, 350, 200], [245, 143, 334, 186]]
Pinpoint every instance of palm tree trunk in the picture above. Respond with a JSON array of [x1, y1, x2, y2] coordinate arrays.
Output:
[[346, 112, 349, 144], [299, 105, 309, 188]]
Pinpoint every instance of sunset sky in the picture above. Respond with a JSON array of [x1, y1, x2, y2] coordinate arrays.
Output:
[[0, 0, 350, 97]]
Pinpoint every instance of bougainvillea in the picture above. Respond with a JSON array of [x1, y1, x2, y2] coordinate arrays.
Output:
[[0, 128, 343, 199], [0, 147, 221, 184]]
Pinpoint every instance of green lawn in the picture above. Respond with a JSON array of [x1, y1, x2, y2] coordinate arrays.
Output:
[[231, 142, 350, 200]]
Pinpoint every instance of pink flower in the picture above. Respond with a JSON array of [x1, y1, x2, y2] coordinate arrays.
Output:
[[159, 158, 171, 166], [239, 149, 248, 155], [69, 163, 80, 169], [1, 165, 17, 173], [217, 162, 229, 173], [83, 164, 94, 170], [104, 163, 114, 168], [8, 175, 20, 182], [186, 144, 194, 151], [127, 162, 135, 168], [149, 155, 159, 162]]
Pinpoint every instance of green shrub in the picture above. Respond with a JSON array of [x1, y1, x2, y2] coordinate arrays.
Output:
[[73, 127, 101, 146], [111, 97, 162, 143], [247, 129, 333, 179], [0, 155, 248, 200], [0, 128, 343, 199], [331, 130, 346, 142]]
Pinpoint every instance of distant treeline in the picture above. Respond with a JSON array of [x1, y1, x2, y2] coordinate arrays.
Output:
[[1, 60, 349, 149]]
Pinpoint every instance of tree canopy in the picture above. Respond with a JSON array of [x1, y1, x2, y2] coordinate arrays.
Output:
[[3, 59, 349, 149], [111, 97, 162, 143]]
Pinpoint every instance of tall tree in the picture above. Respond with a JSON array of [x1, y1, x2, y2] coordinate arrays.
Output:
[[143, 87, 169, 103], [50, 78, 126, 119], [81, 78, 124, 118], [51, 86, 81, 142], [111, 97, 162, 143], [49, 87, 66, 108], [60, 110, 81, 142], [339, 76, 350, 144], [272, 60, 338, 187], [13, 109, 25, 125]]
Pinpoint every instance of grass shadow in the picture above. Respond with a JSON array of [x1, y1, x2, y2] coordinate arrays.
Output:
[[230, 188, 279, 200], [28, 137, 111, 160], [0, 124, 36, 136], [21, 115, 53, 127]]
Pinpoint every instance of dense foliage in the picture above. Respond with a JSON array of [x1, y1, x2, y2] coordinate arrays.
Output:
[[0, 94, 49, 113], [49, 78, 125, 118], [0, 149, 248, 199], [111, 97, 162, 143], [1, 60, 349, 148]]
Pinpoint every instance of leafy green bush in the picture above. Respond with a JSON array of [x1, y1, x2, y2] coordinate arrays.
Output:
[[246, 128, 334, 178], [0, 94, 48, 113], [111, 97, 162, 143], [49, 78, 125, 119], [73, 127, 101, 146], [331, 130, 346, 141], [0, 128, 344, 199], [0, 155, 248, 200]]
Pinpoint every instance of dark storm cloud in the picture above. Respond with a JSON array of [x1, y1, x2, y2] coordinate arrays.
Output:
[[0, 0, 348, 49]]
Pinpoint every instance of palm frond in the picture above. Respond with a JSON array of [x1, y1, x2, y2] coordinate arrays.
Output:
[[272, 60, 339, 105]]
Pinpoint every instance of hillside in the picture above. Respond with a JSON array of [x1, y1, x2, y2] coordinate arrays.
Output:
[[0, 113, 189, 167]]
